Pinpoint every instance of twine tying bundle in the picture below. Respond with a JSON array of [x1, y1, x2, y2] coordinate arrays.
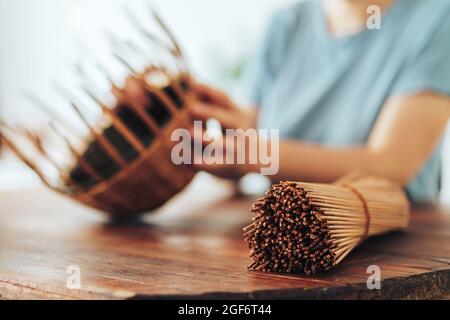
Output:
[[243, 173, 410, 274]]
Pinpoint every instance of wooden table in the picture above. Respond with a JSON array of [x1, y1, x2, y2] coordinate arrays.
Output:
[[0, 179, 449, 300]]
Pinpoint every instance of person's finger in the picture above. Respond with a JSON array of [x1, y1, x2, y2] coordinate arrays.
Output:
[[191, 102, 240, 129], [193, 162, 244, 180], [190, 102, 223, 119], [193, 162, 219, 173], [192, 82, 235, 110]]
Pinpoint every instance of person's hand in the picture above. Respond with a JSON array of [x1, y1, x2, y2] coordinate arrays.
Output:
[[192, 133, 262, 180], [188, 82, 261, 179], [190, 82, 257, 131]]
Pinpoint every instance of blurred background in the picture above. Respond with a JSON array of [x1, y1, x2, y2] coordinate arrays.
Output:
[[0, 0, 449, 204]]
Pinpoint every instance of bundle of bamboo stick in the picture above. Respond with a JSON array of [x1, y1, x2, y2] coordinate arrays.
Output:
[[243, 173, 410, 274]]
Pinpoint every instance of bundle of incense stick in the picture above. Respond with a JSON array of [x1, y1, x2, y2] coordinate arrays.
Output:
[[243, 173, 410, 274]]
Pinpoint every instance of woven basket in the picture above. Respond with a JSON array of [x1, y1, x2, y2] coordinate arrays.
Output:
[[1, 68, 197, 217], [66, 69, 197, 216], [0, 8, 200, 217]]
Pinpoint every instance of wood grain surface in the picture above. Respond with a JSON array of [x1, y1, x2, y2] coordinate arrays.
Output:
[[0, 177, 449, 300]]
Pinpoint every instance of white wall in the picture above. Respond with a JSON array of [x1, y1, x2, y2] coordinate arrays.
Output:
[[0, 0, 294, 123]]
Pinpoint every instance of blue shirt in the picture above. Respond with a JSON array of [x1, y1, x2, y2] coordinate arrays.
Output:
[[247, 0, 450, 202]]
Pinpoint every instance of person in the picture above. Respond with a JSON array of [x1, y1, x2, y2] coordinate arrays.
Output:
[[190, 0, 450, 203]]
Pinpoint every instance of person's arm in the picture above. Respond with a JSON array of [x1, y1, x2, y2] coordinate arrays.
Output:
[[191, 83, 450, 186], [273, 92, 450, 184]]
